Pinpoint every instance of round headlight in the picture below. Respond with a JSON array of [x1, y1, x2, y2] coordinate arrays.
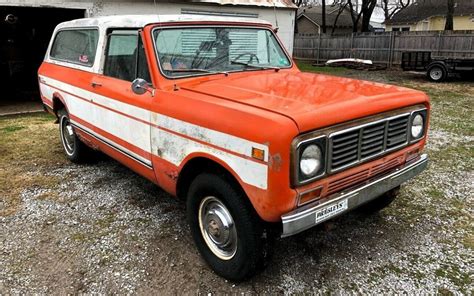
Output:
[[300, 144, 322, 177], [411, 114, 424, 138]]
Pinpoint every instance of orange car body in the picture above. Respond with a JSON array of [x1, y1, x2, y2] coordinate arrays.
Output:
[[38, 15, 429, 234]]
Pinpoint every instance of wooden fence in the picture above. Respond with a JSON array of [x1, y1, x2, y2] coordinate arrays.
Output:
[[293, 31, 474, 66]]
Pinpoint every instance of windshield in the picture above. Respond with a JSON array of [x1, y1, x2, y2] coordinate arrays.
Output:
[[153, 27, 291, 78]]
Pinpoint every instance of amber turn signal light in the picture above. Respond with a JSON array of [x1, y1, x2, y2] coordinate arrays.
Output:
[[298, 187, 323, 206], [251, 147, 265, 161]]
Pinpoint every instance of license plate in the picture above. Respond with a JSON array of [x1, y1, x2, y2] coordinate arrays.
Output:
[[315, 198, 348, 224]]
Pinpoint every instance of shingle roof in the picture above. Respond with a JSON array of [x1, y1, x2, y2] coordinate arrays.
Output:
[[297, 5, 354, 28], [386, 0, 474, 25]]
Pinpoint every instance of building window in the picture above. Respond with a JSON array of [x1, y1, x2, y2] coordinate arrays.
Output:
[[392, 27, 400, 31], [422, 21, 429, 30], [401, 27, 410, 31]]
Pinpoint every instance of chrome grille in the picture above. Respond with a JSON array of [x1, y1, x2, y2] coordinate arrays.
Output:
[[329, 114, 410, 171], [387, 116, 409, 148]]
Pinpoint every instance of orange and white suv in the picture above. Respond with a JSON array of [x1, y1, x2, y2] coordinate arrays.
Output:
[[39, 15, 429, 281]]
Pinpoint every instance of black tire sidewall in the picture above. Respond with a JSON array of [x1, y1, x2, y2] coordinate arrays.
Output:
[[58, 109, 85, 162], [186, 173, 263, 282]]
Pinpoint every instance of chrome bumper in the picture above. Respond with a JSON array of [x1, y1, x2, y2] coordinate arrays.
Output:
[[281, 154, 428, 237]]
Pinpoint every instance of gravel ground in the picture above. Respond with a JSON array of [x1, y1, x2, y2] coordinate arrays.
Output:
[[0, 68, 472, 294]]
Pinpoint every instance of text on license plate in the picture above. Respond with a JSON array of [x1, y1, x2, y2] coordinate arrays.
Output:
[[315, 198, 348, 224]]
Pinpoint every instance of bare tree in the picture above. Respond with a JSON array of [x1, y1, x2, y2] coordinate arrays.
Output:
[[445, 0, 454, 30], [345, 0, 363, 32], [333, 0, 377, 32], [331, 1, 350, 34], [380, 0, 411, 20], [361, 0, 377, 32], [322, 0, 327, 33], [294, 0, 326, 33], [293, 0, 303, 6], [292, 0, 320, 7]]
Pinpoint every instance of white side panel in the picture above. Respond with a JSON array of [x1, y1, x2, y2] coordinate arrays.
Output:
[[156, 114, 269, 162], [40, 76, 149, 121], [40, 76, 152, 165], [39, 76, 269, 190], [39, 84, 54, 105], [70, 119, 151, 166], [154, 128, 268, 190]]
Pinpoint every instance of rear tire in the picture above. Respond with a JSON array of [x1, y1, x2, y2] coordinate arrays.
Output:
[[358, 186, 400, 214], [427, 64, 447, 82], [186, 173, 266, 282], [58, 109, 91, 163]]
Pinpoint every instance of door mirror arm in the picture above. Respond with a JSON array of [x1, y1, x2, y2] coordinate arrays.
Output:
[[131, 78, 155, 96]]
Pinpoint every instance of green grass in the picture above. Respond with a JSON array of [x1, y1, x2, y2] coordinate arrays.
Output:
[[1, 125, 26, 133], [296, 61, 348, 74]]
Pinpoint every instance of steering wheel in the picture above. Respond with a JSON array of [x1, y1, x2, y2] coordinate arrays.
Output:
[[232, 52, 260, 64]]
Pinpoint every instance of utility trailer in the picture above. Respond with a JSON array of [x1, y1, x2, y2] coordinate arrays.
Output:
[[401, 51, 474, 82]]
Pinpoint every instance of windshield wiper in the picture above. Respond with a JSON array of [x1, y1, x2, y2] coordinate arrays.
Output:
[[230, 61, 281, 71], [165, 68, 229, 76]]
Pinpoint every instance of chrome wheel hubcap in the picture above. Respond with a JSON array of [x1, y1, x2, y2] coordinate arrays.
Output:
[[61, 117, 75, 155], [430, 67, 442, 80], [198, 196, 237, 260]]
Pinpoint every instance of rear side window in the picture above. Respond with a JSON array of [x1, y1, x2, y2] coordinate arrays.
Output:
[[104, 30, 151, 83], [50, 29, 99, 67]]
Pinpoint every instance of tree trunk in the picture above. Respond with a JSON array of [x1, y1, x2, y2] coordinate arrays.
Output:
[[347, 0, 359, 32], [445, 0, 454, 31], [332, 3, 349, 35], [322, 0, 326, 34], [361, 0, 377, 32]]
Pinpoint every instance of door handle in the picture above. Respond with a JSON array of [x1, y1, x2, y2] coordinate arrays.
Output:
[[91, 81, 102, 88]]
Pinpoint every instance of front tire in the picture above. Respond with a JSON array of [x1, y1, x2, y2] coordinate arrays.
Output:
[[58, 109, 91, 163], [186, 173, 266, 281]]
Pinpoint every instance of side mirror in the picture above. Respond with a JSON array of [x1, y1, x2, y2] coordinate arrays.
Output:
[[131, 78, 154, 96]]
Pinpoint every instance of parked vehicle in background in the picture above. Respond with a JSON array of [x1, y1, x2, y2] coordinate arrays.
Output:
[[402, 51, 474, 82], [38, 15, 429, 281]]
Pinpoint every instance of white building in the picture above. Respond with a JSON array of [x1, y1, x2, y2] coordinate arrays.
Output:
[[1, 0, 296, 53], [0, 0, 296, 105]]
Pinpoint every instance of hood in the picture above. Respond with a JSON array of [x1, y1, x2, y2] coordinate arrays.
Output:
[[180, 71, 429, 132]]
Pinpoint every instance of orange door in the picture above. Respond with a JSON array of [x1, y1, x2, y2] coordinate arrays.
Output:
[[87, 29, 154, 168]]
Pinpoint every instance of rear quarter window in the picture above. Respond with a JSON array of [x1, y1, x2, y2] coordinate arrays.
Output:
[[50, 29, 99, 67]]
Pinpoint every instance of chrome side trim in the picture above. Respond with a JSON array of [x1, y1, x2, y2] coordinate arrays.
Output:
[[281, 154, 428, 237]]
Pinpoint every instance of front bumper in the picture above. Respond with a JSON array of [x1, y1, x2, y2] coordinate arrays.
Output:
[[281, 154, 428, 237]]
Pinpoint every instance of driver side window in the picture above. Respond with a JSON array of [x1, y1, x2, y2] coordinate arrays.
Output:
[[104, 30, 151, 83]]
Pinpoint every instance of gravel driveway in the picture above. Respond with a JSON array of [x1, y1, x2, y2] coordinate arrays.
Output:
[[0, 68, 472, 294]]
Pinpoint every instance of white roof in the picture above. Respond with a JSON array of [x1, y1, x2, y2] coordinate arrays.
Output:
[[55, 14, 273, 30]]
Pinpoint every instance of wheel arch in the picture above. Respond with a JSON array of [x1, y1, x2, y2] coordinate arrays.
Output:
[[426, 61, 448, 72], [176, 154, 248, 202], [52, 92, 68, 117]]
